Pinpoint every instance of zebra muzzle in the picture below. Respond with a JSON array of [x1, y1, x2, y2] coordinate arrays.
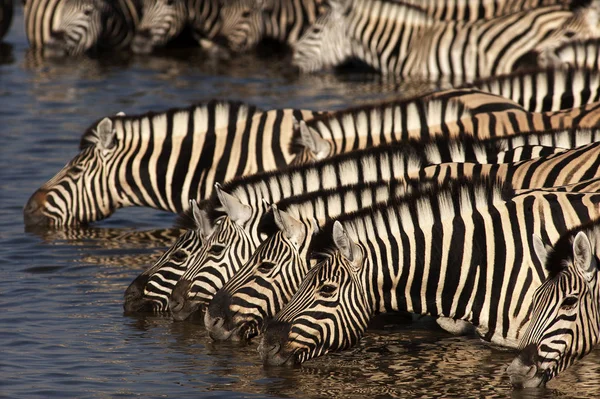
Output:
[[507, 343, 545, 389], [23, 189, 51, 227], [258, 320, 295, 366]]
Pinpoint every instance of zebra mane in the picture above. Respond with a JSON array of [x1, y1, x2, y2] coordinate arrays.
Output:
[[351, 0, 435, 25], [308, 176, 514, 260], [570, 0, 594, 11], [79, 99, 260, 150], [174, 199, 213, 230], [543, 219, 600, 279]]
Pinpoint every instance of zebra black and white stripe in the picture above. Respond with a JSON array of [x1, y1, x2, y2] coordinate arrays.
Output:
[[24, 0, 141, 56], [258, 178, 600, 380], [131, 0, 188, 54], [556, 39, 600, 69], [23, 100, 322, 227], [291, 0, 600, 80], [165, 129, 599, 321], [507, 221, 600, 388], [466, 66, 600, 112]]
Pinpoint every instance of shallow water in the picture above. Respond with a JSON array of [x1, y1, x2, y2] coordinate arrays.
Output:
[[1, 5, 599, 399]]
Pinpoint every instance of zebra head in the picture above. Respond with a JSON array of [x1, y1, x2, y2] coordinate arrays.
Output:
[[132, 0, 188, 54], [508, 226, 600, 388], [24, 117, 122, 228], [123, 200, 209, 314], [259, 221, 371, 366], [535, 1, 600, 68], [169, 185, 264, 321], [289, 120, 332, 165], [291, 0, 352, 73], [205, 206, 316, 341], [45, 0, 110, 57], [214, 0, 265, 52]]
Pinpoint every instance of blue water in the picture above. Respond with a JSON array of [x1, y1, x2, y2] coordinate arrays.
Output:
[[1, 5, 599, 399]]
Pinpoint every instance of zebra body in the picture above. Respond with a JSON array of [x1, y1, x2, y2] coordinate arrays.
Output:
[[0, 0, 12, 40], [556, 39, 600, 69], [23, 100, 321, 227], [294, 88, 600, 163], [292, 0, 600, 79], [258, 179, 600, 376], [466, 66, 600, 113], [404, 0, 568, 22], [24, 0, 141, 56], [507, 221, 600, 388], [166, 130, 596, 321]]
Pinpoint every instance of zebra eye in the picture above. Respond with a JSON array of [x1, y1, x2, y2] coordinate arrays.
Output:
[[171, 250, 187, 262], [69, 165, 85, 179], [241, 10, 251, 18], [564, 31, 576, 39], [166, 0, 174, 5], [83, 6, 93, 16], [257, 261, 276, 273], [560, 296, 578, 311], [209, 244, 226, 255], [318, 284, 337, 297]]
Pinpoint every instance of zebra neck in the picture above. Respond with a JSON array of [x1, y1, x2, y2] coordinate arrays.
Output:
[[102, 0, 140, 49]]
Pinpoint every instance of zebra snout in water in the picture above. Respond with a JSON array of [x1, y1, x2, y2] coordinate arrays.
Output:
[[169, 279, 200, 321], [123, 274, 154, 314], [131, 29, 154, 54], [258, 320, 295, 366], [205, 289, 236, 341], [23, 190, 50, 227], [507, 343, 545, 389], [43, 31, 69, 58]]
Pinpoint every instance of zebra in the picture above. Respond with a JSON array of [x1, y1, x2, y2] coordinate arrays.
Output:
[[291, 0, 600, 80], [23, 100, 322, 227], [205, 132, 600, 341], [403, 0, 569, 22], [24, 0, 141, 56], [0, 0, 12, 40], [507, 221, 600, 388], [292, 90, 600, 163], [465, 66, 600, 113], [131, 0, 188, 54], [555, 39, 600, 69], [257, 178, 600, 382], [166, 130, 600, 322]]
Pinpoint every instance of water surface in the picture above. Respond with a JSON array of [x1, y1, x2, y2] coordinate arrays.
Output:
[[1, 6, 599, 398]]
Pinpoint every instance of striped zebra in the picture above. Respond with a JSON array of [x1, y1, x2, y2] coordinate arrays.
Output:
[[131, 0, 266, 54], [403, 0, 569, 22], [466, 66, 600, 113], [205, 133, 600, 341], [257, 179, 600, 380], [23, 100, 321, 227], [292, 90, 600, 163], [507, 221, 600, 388], [24, 0, 141, 56], [291, 0, 600, 79], [166, 130, 600, 322], [0, 0, 12, 40], [556, 39, 600, 69]]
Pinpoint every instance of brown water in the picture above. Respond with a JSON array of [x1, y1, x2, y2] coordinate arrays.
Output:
[[1, 5, 599, 398]]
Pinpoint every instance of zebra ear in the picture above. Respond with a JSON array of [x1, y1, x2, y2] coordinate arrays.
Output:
[[272, 205, 306, 245], [96, 118, 116, 150], [298, 120, 330, 160], [190, 199, 211, 237], [532, 234, 551, 267], [215, 183, 252, 226], [332, 221, 362, 269], [573, 231, 596, 282]]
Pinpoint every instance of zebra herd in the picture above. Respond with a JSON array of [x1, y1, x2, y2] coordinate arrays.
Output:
[[19, 0, 600, 392], [24, 63, 600, 389]]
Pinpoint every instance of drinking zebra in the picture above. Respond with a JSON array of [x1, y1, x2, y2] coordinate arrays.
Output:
[[23, 100, 321, 227], [291, 0, 600, 79], [0, 0, 12, 40], [507, 221, 600, 388], [24, 0, 141, 56], [165, 131, 600, 322], [257, 179, 600, 389]]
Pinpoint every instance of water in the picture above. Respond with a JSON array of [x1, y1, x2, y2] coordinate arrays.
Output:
[[1, 6, 599, 398]]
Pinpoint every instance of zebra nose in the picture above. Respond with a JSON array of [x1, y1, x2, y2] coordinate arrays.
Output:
[[132, 30, 154, 54], [507, 343, 542, 389], [50, 30, 66, 42], [123, 274, 152, 314], [259, 320, 294, 366], [169, 279, 197, 321], [23, 190, 50, 227]]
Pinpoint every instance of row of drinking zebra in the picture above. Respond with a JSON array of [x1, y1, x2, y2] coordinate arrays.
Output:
[[24, 65, 600, 389], [13, 0, 600, 81]]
